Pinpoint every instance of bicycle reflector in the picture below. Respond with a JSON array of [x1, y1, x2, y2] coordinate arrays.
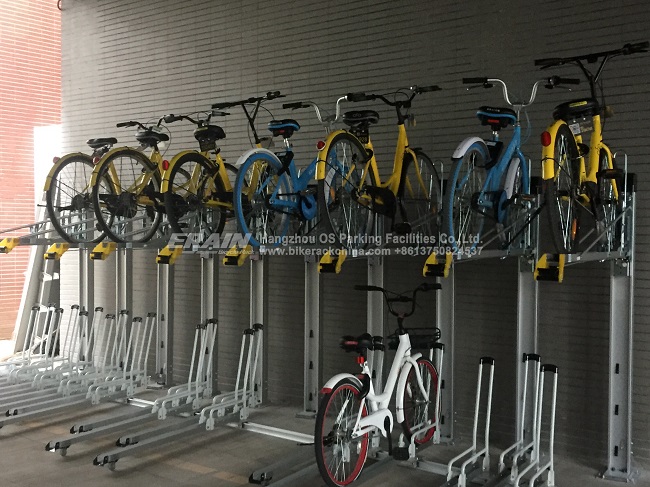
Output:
[[316, 140, 326, 150], [52, 156, 60, 164], [541, 131, 552, 147], [162, 160, 170, 170], [92, 155, 101, 164]]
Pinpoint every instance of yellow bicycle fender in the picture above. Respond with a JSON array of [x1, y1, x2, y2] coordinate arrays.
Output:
[[541, 120, 567, 181], [316, 129, 349, 180], [43, 152, 91, 191]]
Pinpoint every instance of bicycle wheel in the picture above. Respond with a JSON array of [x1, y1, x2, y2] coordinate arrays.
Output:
[[315, 378, 369, 487], [92, 148, 162, 243], [597, 149, 621, 251], [499, 157, 530, 248], [545, 124, 580, 253], [234, 152, 293, 248], [46, 154, 105, 243], [164, 153, 227, 243], [318, 133, 375, 251], [399, 150, 440, 238], [401, 357, 439, 445], [445, 143, 487, 253]]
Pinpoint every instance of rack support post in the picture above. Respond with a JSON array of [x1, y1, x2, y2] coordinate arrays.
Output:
[[300, 257, 320, 417], [156, 262, 174, 385], [437, 264, 454, 441], [250, 257, 267, 404]]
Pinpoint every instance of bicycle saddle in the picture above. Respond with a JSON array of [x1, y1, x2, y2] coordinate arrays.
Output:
[[86, 137, 117, 149], [476, 106, 517, 130], [342, 110, 379, 127], [340, 333, 374, 353], [552, 98, 600, 121], [194, 124, 226, 141], [268, 119, 300, 138], [135, 128, 169, 147]]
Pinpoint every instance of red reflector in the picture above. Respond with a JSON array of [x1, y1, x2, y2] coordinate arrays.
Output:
[[92, 156, 101, 165], [541, 131, 552, 147], [316, 140, 326, 150], [52, 156, 60, 164], [321, 388, 332, 394], [356, 356, 365, 364], [162, 160, 170, 171], [487, 119, 500, 124]]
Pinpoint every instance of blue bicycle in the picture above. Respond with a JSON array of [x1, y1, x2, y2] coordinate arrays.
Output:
[[233, 97, 345, 248], [445, 77, 551, 255]]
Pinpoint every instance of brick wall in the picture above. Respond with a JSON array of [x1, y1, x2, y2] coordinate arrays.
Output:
[[0, 1, 61, 338]]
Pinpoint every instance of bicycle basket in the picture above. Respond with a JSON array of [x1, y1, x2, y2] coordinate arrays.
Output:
[[388, 327, 441, 350]]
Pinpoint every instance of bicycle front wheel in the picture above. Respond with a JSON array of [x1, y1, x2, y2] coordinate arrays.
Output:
[[164, 153, 227, 243], [499, 156, 531, 249], [545, 124, 580, 253], [318, 133, 374, 251], [234, 152, 293, 248], [315, 379, 369, 487], [92, 149, 162, 243], [401, 357, 439, 445], [399, 150, 440, 238], [46, 154, 105, 243], [446, 143, 487, 253], [597, 149, 621, 251]]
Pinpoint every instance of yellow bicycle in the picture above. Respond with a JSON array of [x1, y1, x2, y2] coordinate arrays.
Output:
[[537, 41, 648, 252]]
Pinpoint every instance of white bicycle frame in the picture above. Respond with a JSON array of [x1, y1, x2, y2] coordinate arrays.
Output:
[[323, 333, 434, 440]]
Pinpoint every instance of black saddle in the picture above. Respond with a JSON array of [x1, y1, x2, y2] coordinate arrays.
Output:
[[476, 106, 517, 131], [135, 129, 169, 147], [194, 124, 226, 142], [268, 119, 300, 138], [553, 98, 600, 121], [343, 110, 379, 128], [86, 137, 117, 149], [340, 333, 374, 353]]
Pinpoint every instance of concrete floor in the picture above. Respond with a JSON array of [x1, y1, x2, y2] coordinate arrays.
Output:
[[0, 387, 647, 487]]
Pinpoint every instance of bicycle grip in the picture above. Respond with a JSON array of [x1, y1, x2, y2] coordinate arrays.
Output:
[[282, 102, 305, 110], [266, 90, 282, 100], [353, 285, 383, 292], [346, 92, 368, 102], [555, 77, 580, 85], [462, 77, 489, 84], [623, 41, 649, 54], [534, 57, 563, 68], [163, 114, 182, 123], [416, 85, 442, 93], [116, 121, 136, 128]]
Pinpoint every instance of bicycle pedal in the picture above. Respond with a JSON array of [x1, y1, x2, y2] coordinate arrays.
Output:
[[392, 446, 410, 461]]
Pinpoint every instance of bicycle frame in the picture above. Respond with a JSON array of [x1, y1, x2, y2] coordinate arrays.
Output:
[[321, 333, 430, 439]]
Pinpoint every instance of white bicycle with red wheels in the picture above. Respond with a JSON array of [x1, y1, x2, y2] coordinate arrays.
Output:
[[315, 283, 442, 486]]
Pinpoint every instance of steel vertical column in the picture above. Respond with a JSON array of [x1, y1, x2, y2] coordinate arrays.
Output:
[[201, 254, 218, 392], [437, 264, 454, 440], [78, 247, 93, 313], [116, 247, 132, 313], [300, 257, 320, 417], [250, 257, 267, 403], [367, 257, 384, 338], [156, 262, 174, 384], [601, 191, 635, 482], [516, 255, 538, 444]]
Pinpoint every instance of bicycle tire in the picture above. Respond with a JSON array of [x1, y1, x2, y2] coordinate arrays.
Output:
[[164, 152, 227, 243], [401, 357, 439, 445], [545, 124, 580, 253], [92, 148, 162, 243], [597, 148, 621, 251], [46, 153, 106, 243], [445, 143, 487, 254], [234, 151, 293, 248], [499, 156, 531, 249], [315, 378, 369, 487], [398, 150, 440, 239], [318, 132, 375, 251]]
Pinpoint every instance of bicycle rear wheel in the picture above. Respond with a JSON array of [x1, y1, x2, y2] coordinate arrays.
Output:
[[46, 154, 105, 243], [398, 150, 440, 238], [545, 124, 580, 253], [596, 149, 621, 251], [401, 357, 439, 445], [92, 149, 162, 243], [315, 378, 369, 487], [164, 153, 227, 243], [499, 156, 531, 249], [318, 133, 375, 251], [234, 151, 293, 248], [445, 143, 487, 254]]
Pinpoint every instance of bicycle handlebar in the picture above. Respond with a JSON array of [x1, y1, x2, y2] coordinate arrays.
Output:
[[345, 84, 441, 107], [463, 77, 569, 107], [354, 283, 441, 320], [534, 41, 649, 68], [211, 90, 284, 110], [116, 117, 165, 130]]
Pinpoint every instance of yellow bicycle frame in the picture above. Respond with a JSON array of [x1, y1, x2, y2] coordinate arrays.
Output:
[[315, 123, 418, 199], [541, 112, 617, 200]]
